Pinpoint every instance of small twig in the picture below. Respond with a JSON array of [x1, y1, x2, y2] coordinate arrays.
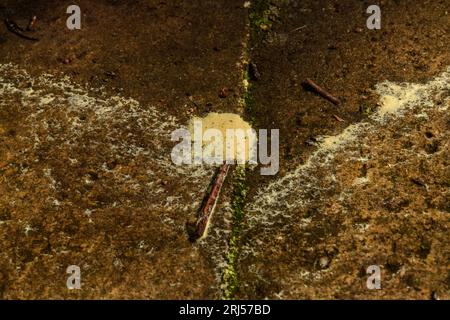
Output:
[[303, 78, 340, 105], [289, 24, 306, 33], [26, 15, 37, 31], [4, 18, 39, 41], [333, 114, 345, 122], [191, 163, 230, 240]]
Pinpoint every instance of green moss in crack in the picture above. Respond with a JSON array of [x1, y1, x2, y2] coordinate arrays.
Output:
[[243, 69, 257, 126], [249, 0, 274, 39], [222, 165, 248, 299], [359, 103, 375, 115]]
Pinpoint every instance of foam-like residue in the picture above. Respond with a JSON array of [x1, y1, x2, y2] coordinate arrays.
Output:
[[246, 67, 450, 227], [0, 63, 213, 214], [188, 112, 256, 163]]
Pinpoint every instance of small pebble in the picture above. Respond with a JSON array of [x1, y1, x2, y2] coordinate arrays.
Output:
[[319, 256, 329, 269], [219, 87, 229, 98], [249, 62, 261, 81]]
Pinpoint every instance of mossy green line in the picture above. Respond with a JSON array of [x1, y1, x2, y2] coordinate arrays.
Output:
[[221, 165, 248, 299], [243, 68, 257, 126], [249, 0, 274, 40], [220, 0, 272, 300]]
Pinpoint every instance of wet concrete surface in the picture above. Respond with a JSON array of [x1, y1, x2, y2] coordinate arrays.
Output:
[[0, 0, 449, 299], [239, 0, 450, 299], [0, 0, 248, 299]]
